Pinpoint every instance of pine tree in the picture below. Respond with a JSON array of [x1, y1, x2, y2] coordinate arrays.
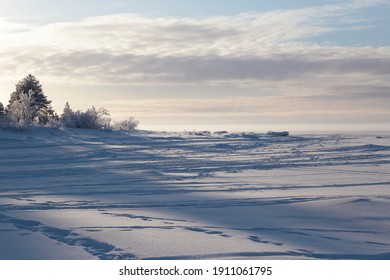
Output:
[[8, 74, 54, 124], [61, 102, 75, 127]]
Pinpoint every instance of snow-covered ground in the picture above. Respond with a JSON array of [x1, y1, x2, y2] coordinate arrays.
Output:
[[0, 128, 389, 260]]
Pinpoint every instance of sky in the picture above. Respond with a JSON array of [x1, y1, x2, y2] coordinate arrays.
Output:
[[0, 0, 389, 132]]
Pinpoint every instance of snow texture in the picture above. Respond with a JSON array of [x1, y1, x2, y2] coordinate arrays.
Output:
[[0, 128, 389, 260]]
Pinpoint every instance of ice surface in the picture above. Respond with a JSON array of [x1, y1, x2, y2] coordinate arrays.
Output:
[[0, 128, 389, 259]]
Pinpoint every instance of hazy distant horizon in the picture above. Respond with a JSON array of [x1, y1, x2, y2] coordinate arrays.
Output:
[[113, 115, 388, 133]]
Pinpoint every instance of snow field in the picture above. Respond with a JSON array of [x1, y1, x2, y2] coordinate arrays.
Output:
[[0, 128, 389, 259]]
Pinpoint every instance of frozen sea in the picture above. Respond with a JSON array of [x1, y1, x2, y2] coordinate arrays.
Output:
[[0, 128, 389, 259]]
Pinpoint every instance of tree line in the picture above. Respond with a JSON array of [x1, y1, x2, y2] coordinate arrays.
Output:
[[0, 74, 138, 131]]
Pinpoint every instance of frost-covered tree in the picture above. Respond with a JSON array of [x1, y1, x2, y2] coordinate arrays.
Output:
[[0, 102, 4, 116], [75, 106, 111, 130], [94, 107, 111, 130], [61, 102, 76, 128], [8, 74, 54, 124], [9, 89, 38, 126], [60, 102, 139, 131], [61, 104, 112, 130], [113, 117, 139, 131], [45, 114, 61, 128], [0, 102, 9, 128]]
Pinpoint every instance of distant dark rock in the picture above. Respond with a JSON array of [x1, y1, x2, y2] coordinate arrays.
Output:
[[267, 131, 289, 137]]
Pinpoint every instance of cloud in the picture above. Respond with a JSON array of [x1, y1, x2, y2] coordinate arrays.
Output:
[[2, 49, 389, 91], [1, 0, 387, 53], [121, 94, 390, 114], [0, 0, 389, 103]]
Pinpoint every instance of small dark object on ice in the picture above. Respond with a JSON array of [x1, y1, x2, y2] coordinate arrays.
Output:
[[267, 131, 289, 137]]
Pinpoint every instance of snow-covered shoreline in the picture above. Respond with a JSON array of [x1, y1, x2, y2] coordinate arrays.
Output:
[[0, 128, 389, 259]]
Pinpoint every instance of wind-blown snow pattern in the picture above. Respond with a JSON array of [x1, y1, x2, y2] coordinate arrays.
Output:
[[0, 128, 389, 260]]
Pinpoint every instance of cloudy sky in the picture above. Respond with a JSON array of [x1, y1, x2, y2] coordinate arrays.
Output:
[[1, 0, 389, 131]]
